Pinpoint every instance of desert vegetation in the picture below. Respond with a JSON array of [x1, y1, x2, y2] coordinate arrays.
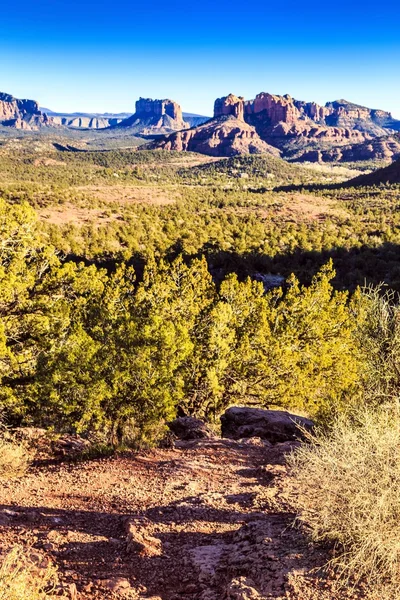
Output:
[[2, 139, 400, 598]]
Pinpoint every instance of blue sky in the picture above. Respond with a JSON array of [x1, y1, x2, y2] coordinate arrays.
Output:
[[1, 0, 400, 117]]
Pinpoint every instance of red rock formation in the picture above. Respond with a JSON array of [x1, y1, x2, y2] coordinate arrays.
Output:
[[240, 92, 370, 149], [152, 115, 280, 157]]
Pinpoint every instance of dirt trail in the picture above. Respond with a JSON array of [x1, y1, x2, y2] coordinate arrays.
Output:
[[0, 439, 354, 599]]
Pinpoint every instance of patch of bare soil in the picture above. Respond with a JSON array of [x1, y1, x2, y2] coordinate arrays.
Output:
[[75, 185, 178, 206], [0, 440, 361, 599], [270, 193, 349, 222], [167, 157, 224, 168], [33, 158, 67, 167], [38, 203, 121, 226]]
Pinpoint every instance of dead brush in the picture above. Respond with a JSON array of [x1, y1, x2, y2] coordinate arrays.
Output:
[[288, 406, 400, 598], [0, 545, 59, 600], [0, 423, 30, 478]]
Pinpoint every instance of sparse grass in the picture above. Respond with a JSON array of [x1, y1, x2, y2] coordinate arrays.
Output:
[[289, 406, 400, 597], [0, 545, 59, 600]]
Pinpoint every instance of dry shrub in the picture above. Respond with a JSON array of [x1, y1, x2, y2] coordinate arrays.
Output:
[[289, 407, 400, 597], [0, 545, 58, 600], [0, 435, 29, 478]]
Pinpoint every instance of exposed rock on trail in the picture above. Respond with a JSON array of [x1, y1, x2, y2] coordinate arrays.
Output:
[[220, 407, 314, 443], [0, 437, 356, 599]]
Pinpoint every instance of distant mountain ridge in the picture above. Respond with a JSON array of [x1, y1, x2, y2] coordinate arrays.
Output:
[[2, 88, 400, 162]]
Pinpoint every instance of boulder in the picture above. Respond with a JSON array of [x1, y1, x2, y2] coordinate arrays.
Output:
[[168, 416, 215, 440], [51, 434, 91, 457], [220, 407, 314, 443]]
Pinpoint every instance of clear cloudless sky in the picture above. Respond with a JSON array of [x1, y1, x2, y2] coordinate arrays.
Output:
[[1, 0, 400, 117]]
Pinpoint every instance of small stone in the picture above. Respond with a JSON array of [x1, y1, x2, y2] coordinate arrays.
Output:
[[42, 542, 55, 552], [3, 509, 18, 517], [102, 577, 131, 593]]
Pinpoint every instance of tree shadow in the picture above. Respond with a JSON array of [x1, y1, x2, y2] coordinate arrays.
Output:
[[0, 435, 347, 599]]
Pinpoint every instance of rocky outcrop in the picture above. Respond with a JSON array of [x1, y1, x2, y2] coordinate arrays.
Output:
[[293, 98, 400, 137], [152, 115, 281, 157], [115, 97, 189, 134], [295, 134, 400, 163], [0, 92, 54, 130], [220, 407, 314, 443]]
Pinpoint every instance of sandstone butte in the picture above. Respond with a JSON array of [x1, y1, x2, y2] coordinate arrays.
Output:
[[113, 97, 190, 134]]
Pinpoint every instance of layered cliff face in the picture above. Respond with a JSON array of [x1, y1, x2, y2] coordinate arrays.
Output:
[[324, 100, 400, 135], [115, 97, 189, 134], [294, 98, 400, 136], [0, 92, 53, 130], [151, 114, 280, 157], [51, 115, 123, 128]]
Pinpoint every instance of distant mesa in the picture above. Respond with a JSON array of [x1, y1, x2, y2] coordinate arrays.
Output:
[[43, 110, 128, 129], [112, 97, 191, 134], [0, 92, 54, 130]]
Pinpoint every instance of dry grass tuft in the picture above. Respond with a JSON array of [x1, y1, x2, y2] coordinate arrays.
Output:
[[0, 435, 29, 478], [289, 407, 400, 597], [0, 545, 59, 600]]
